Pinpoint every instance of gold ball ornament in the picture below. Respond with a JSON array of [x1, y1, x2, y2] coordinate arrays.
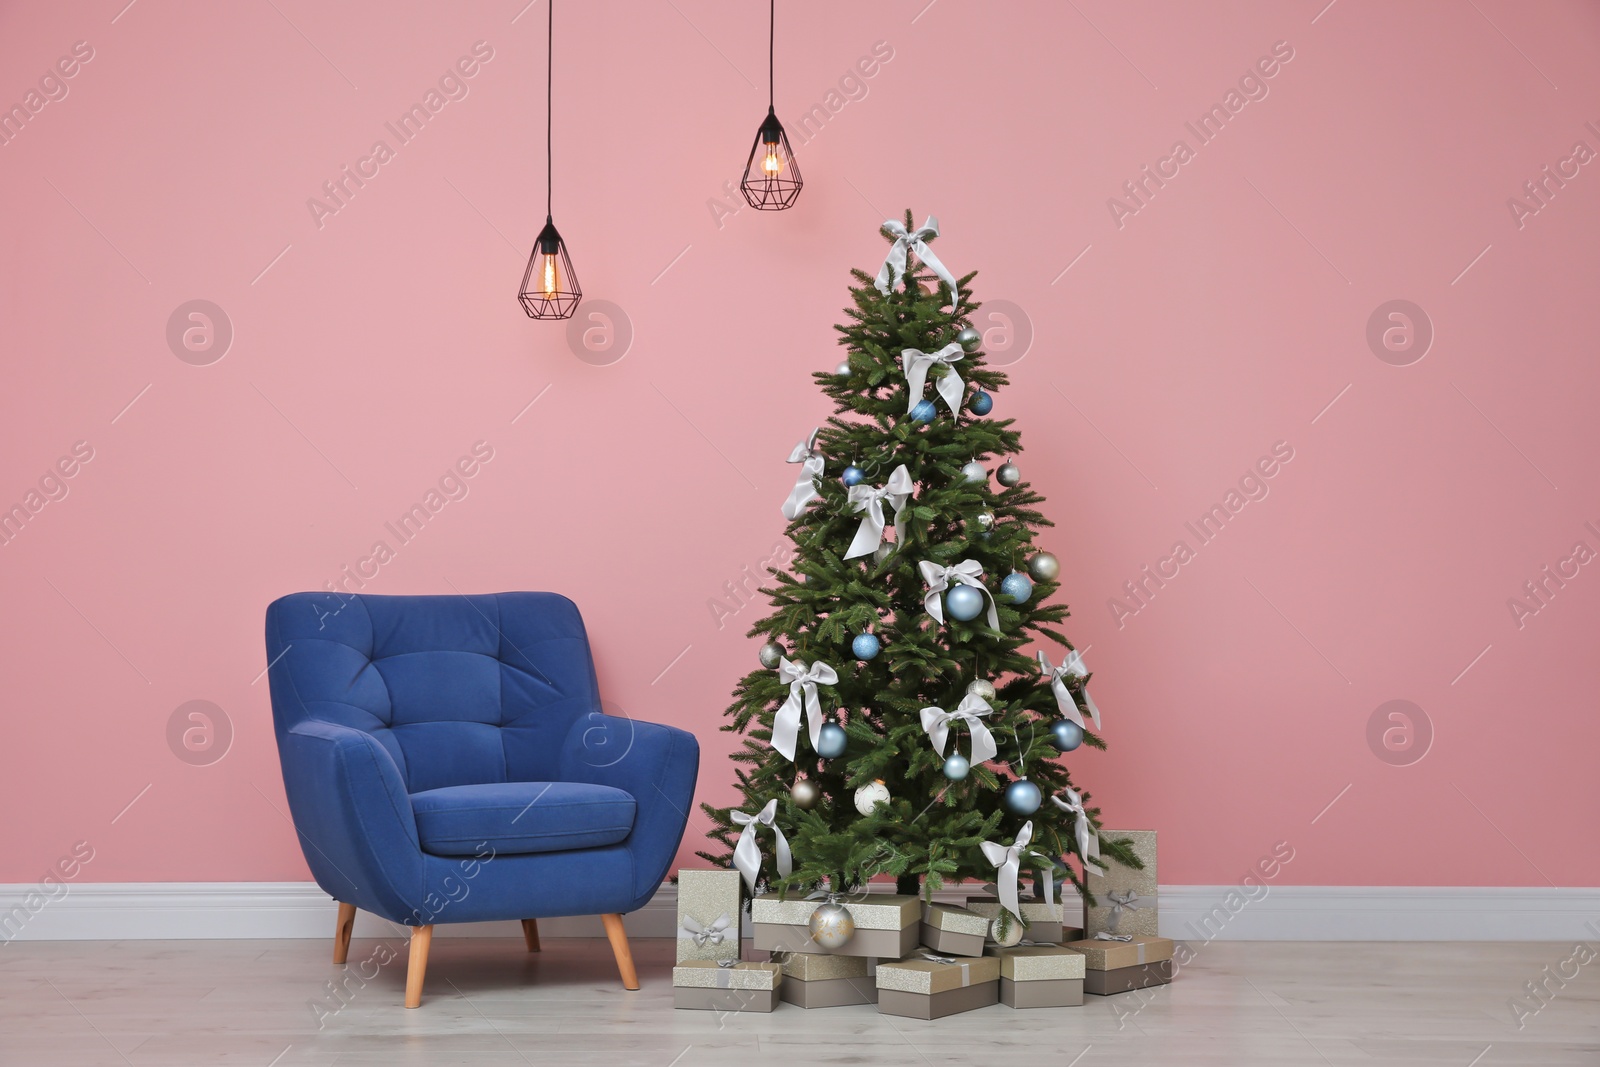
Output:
[[790, 779, 821, 809], [990, 914, 1025, 947], [1027, 552, 1060, 582]]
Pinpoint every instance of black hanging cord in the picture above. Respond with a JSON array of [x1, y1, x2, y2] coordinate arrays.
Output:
[[546, 0, 554, 217], [767, 0, 774, 109]]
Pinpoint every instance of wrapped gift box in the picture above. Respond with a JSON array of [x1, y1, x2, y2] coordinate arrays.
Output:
[[1063, 936, 1175, 997], [672, 960, 782, 1012], [752, 893, 920, 958], [1085, 829, 1158, 938], [920, 902, 988, 958], [963, 896, 1065, 944], [771, 950, 878, 1008], [876, 953, 1002, 1020], [675, 869, 743, 963], [985, 943, 1086, 1008]]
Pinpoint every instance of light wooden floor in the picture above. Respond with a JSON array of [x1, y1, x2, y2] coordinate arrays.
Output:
[[1, 937, 1595, 1065]]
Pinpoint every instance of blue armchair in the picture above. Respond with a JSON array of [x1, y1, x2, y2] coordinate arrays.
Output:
[[264, 591, 699, 1007]]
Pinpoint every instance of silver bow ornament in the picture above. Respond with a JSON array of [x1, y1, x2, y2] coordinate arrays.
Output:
[[919, 693, 998, 765], [678, 911, 734, 947], [900, 344, 965, 420], [1103, 889, 1148, 934], [919, 559, 999, 628], [979, 820, 1034, 923], [731, 798, 793, 893], [1050, 787, 1105, 876], [781, 428, 824, 520], [844, 464, 914, 559], [1038, 648, 1101, 730], [875, 215, 959, 305], [771, 657, 839, 761]]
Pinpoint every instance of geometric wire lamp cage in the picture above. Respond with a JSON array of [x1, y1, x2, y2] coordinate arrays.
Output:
[[739, 0, 801, 211], [519, 0, 581, 319]]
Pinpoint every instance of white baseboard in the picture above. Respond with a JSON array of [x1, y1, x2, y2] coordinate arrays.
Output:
[[2, 882, 1596, 943]]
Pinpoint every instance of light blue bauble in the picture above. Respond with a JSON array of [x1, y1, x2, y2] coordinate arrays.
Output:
[[815, 723, 848, 759], [943, 753, 970, 780], [1003, 778, 1043, 816], [910, 399, 937, 423], [841, 465, 866, 487], [851, 633, 881, 660], [1001, 572, 1033, 604], [968, 390, 993, 416], [945, 584, 985, 622], [1049, 720, 1084, 752]]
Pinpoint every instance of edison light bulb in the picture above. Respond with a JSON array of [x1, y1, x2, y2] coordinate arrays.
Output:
[[541, 253, 559, 297], [762, 142, 782, 176]]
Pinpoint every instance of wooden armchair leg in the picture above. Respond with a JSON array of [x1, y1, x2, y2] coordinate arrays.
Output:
[[521, 919, 541, 953], [332, 902, 356, 965], [404, 925, 433, 1008], [601, 913, 639, 991]]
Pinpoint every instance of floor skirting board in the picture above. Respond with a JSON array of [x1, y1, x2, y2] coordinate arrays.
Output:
[[2, 882, 1596, 942]]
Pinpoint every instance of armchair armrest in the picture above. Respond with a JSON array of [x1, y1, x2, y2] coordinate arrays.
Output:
[[279, 720, 425, 925], [559, 713, 699, 907]]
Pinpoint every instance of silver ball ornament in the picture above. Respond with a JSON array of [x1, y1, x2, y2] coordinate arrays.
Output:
[[966, 679, 996, 701], [996, 461, 1021, 487], [853, 779, 891, 815], [942, 753, 970, 780], [945, 584, 985, 622], [808, 900, 856, 950], [1003, 778, 1043, 816], [815, 723, 848, 759], [835, 360, 852, 376], [758, 642, 783, 669], [1049, 720, 1085, 752], [990, 915, 1025, 947], [956, 326, 983, 353], [1027, 552, 1060, 582], [961, 460, 988, 484], [976, 509, 996, 529], [790, 778, 821, 809]]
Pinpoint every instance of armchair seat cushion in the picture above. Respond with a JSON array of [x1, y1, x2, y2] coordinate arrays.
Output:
[[411, 782, 636, 857]]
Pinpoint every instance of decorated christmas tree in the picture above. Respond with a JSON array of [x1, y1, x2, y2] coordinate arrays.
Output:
[[698, 213, 1137, 925]]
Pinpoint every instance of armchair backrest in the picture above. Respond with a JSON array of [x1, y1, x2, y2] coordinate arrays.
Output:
[[265, 591, 600, 792]]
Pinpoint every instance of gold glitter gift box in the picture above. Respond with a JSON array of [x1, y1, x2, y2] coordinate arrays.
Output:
[[770, 949, 879, 1008], [1084, 829, 1159, 938], [875, 953, 1002, 1019], [675, 869, 744, 963], [751, 893, 920, 958], [984, 942, 1087, 1007], [671, 960, 782, 1012]]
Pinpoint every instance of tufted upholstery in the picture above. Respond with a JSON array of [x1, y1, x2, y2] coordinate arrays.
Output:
[[264, 591, 699, 927]]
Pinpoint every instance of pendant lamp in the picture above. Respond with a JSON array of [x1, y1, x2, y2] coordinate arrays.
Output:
[[519, 0, 581, 319], [739, 0, 801, 210]]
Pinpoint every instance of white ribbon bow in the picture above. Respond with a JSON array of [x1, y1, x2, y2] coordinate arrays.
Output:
[[1050, 787, 1106, 877], [979, 820, 1034, 923], [919, 693, 998, 765], [844, 464, 913, 559], [900, 344, 965, 419], [731, 798, 793, 893], [1104, 889, 1148, 934], [678, 912, 734, 947], [1093, 931, 1135, 942], [1038, 649, 1101, 730], [781, 428, 824, 520], [771, 657, 838, 761], [875, 215, 959, 305], [919, 559, 999, 628]]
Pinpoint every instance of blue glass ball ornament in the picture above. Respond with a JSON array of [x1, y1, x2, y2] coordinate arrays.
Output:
[[1001, 572, 1034, 604], [968, 390, 993, 416], [942, 753, 970, 780], [1003, 778, 1043, 816], [945, 584, 985, 622], [910, 400, 937, 423], [851, 632, 881, 660], [815, 723, 848, 759], [841, 465, 866, 487], [1049, 720, 1085, 752]]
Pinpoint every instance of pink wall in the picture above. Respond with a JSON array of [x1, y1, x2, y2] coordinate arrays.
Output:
[[2, 0, 1597, 891]]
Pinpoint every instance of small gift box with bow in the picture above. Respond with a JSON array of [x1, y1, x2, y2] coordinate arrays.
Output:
[[771, 950, 879, 1008], [751, 893, 921, 958], [985, 942, 1087, 1008], [1062, 935, 1175, 996], [1084, 829, 1158, 939], [676, 869, 743, 963], [919, 901, 989, 958], [671, 959, 783, 1012], [875, 951, 1001, 1019]]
